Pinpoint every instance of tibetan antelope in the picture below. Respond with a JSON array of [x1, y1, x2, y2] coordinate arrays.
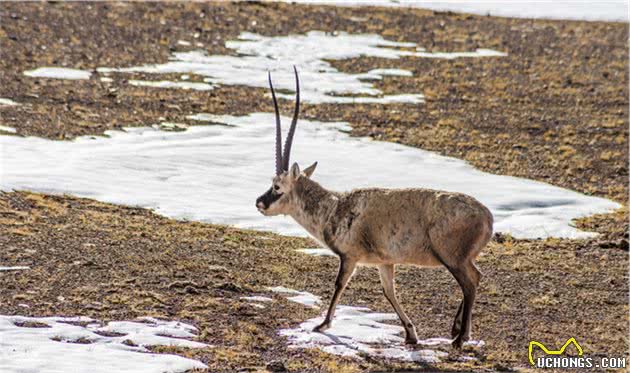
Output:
[[256, 67, 493, 348]]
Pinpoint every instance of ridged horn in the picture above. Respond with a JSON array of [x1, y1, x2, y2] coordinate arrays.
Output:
[[282, 66, 300, 171], [268, 72, 283, 175]]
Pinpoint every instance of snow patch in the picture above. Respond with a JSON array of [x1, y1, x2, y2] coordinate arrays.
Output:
[[129, 80, 214, 91], [0, 266, 30, 271], [240, 296, 274, 302], [97, 31, 505, 104], [0, 315, 207, 373], [0, 125, 17, 134], [24, 67, 92, 80], [269, 286, 322, 308], [0, 112, 619, 239], [278, 0, 628, 22], [0, 98, 20, 106], [280, 305, 482, 363], [296, 248, 337, 257]]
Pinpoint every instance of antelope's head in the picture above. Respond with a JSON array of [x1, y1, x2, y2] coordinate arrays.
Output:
[[256, 67, 317, 216]]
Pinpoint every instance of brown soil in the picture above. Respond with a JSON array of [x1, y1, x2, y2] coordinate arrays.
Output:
[[1, 191, 627, 372], [0, 2, 628, 372]]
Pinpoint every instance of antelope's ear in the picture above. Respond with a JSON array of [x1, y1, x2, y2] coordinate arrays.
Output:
[[303, 161, 318, 178], [290, 162, 301, 179]]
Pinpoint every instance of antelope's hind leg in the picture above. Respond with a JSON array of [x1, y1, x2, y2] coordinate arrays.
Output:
[[451, 301, 464, 338], [378, 264, 418, 344], [448, 261, 482, 349], [314, 257, 357, 332]]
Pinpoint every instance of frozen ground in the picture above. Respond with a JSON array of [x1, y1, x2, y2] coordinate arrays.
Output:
[[95, 31, 505, 104], [0, 113, 619, 239], [278, 0, 629, 22], [0, 315, 207, 373]]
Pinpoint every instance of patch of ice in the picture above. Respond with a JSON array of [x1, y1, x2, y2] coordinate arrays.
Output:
[[24, 67, 92, 80], [360, 68, 414, 80], [0, 98, 20, 106], [0, 125, 17, 134], [0, 315, 207, 373], [288, 294, 322, 308], [296, 248, 337, 257], [279, 305, 483, 363], [268, 286, 303, 294], [100, 77, 113, 83], [0, 266, 30, 271], [268, 286, 322, 308], [177, 40, 191, 46], [278, 0, 628, 22], [240, 296, 274, 302], [0, 112, 619, 239], [128, 80, 214, 91], [97, 31, 505, 104]]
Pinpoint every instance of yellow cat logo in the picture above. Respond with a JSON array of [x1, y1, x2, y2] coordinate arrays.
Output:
[[528, 338, 584, 366]]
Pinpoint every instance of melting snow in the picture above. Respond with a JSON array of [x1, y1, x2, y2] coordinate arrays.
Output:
[[24, 67, 92, 80], [263, 287, 481, 363], [279, 0, 628, 22], [129, 80, 214, 91], [240, 296, 274, 302], [0, 125, 17, 134], [296, 248, 337, 257], [268, 286, 322, 308], [0, 98, 20, 106], [280, 305, 482, 363], [0, 315, 207, 373], [0, 266, 30, 271], [0, 113, 619, 239], [96, 31, 505, 104]]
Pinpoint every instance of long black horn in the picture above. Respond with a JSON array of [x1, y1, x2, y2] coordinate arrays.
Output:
[[268, 72, 283, 175], [282, 66, 300, 171]]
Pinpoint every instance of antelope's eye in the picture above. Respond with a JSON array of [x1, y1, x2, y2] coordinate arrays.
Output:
[[273, 185, 280, 191]]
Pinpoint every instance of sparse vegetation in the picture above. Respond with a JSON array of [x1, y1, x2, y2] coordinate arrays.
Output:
[[0, 1, 627, 372]]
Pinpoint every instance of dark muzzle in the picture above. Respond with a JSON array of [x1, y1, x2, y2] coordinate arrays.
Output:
[[256, 188, 282, 210]]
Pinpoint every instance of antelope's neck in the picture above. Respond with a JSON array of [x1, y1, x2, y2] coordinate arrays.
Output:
[[288, 177, 337, 242]]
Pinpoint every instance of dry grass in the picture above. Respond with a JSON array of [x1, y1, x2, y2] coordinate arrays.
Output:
[[0, 191, 627, 372]]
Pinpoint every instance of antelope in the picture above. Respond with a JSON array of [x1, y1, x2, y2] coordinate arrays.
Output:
[[256, 67, 493, 348]]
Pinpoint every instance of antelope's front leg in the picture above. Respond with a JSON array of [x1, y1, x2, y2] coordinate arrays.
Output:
[[314, 257, 357, 332]]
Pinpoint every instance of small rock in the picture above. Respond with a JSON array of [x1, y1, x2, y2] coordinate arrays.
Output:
[[217, 282, 243, 293], [266, 361, 287, 372], [184, 285, 200, 295], [493, 232, 507, 244]]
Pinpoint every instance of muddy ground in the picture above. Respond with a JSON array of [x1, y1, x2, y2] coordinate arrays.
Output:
[[0, 2, 628, 372]]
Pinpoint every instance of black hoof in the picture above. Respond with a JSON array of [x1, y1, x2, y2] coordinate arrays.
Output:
[[405, 336, 418, 345], [452, 337, 463, 349], [313, 322, 330, 333]]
